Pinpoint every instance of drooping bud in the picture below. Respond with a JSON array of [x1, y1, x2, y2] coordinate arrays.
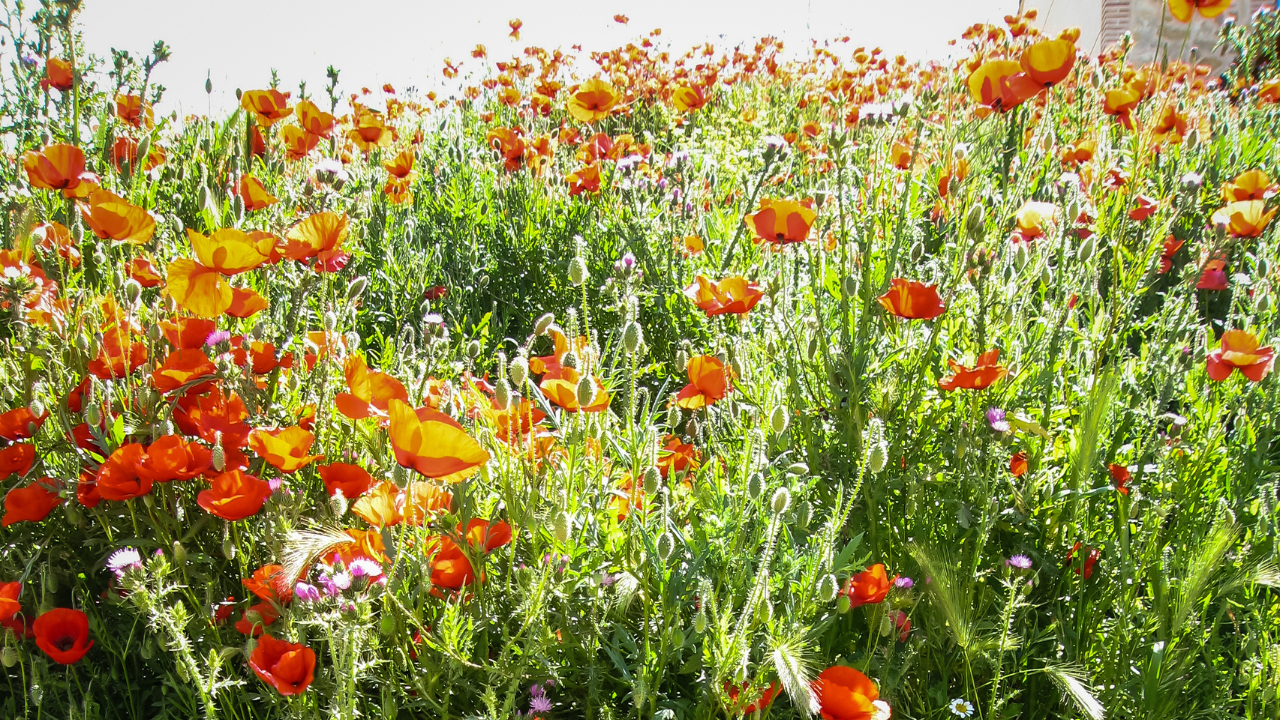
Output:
[[685, 416, 699, 441], [534, 313, 555, 335], [0, 646, 18, 668], [379, 613, 396, 637], [172, 540, 187, 564], [693, 612, 707, 633], [466, 339, 481, 360], [323, 310, 337, 333], [123, 278, 143, 306], [965, 203, 986, 240], [671, 625, 685, 648], [1040, 263, 1054, 288], [770, 405, 789, 434], [786, 462, 809, 476], [818, 574, 839, 602], [868, 444, 887, 473], [667, 404, 680, 428], [1014, 243, 1029, 271], [27, 396, 44, 420], [222, 533, 236, 560], [575, 374, 595, 408], [347, 276, 368, 303], [1077, 234, 1096, 263], [674, 349, 689, 372], [771, 487, 792, 515]]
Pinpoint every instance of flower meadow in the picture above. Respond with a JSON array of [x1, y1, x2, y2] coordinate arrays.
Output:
[[1, 1, 1280, 718]]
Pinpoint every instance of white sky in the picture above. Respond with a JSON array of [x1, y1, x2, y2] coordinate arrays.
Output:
[[77, 0, 1020, 116]]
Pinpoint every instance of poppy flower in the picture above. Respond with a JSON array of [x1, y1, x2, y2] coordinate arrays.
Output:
[[235, 602, 279, 636], [22, 144, 96, 198], [429, 519, 512, 590], [348, 110, 393, 152], [487, 127, 526, 171], [197, 469, 272, 521], [938, 349, 1008, 391], [1197, 259, 1229, 291], [678, 234, 704, 256], [402, 482, 453, 526], [540, 366, 612, 413], [673, 84, 707, 112], [75, 469, 101, 508], [745, 198, 817, 245], [0, 407, 44, 441], [1103, 84, 1142, 127], [33, 608, 93, 664], [0, 443, 34, 480], [335, 355, 409, 420], [166, 258, 232, 317], [1128, 195, 1158, 222], [684, 275, 764, 317], [1013, 201, 1059, 241], [79, 189, 155, 244], [891, 610, 911, 642], [96, 444, 153, 501], [318, 462, 373, 499], [88, 325, 147, 379], [967, 59, 1040, 112], [1258, 78, 1280, 104], [1222, 170, 1277, 202], [241, 89, 293, 126], [239, 176, 278, 211], [1158, 236, 1184, 274], [676, 355, 731, 409], [1061, 138, 1096, 165], [1010, 451, 1028, 478], [280, 125, 320, 160], [32, 221, 80, 266], [129, 256, 164, 287], [284, 212, 351, 272], [0, 582, 19, 622], [656, 435, 701, 478], [1020, 38, 1076, 87], [566, 163, 602, 196], [331, 528, 390, 566], [842, 563, 893, 608], [1067, 541, 1100, 579], [1206, 329, 1274, 383], [1151, 104, 1189, 144], [812, 665, 882, 720], [243, 564, 293, 604], [567, 78, 621, 123], [1109, 464, 1131, 496], [383, 148, 415, 179], [2, 480, 63, 526], [1168, 0, 1233, 22], [351, 482, 404, 528], [249, 427, 322, 473], [294, 99, 335, 138], [115, 93, 151, 128], [388, 399, 491, 480], [188, 228, 275, 275], [249, 634, 315, 696], [41, 58, 74, 92], [1211, 200, 1275, 238], [152, 349, 217, 394], [725, 680, 778, 715], [137, 435, 211, 483], [876, 279, 946, 320], [226, 287, 269, 318]]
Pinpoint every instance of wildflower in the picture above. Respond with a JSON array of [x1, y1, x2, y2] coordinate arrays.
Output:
[[388, 399, 491, 480], [891, 610, 911, 642], [684, 275, 764, 316], [967, 59, 1039, 112], [1196, 258, 1228, 291], [812, 665, 882, 720], [96, 444, 153, 501], [1014, 201, 1058, 240], [318, 462, 374, 499], [724, 680, 778, 715], [293, 582, 321, 602], [842, 563, 894, 608], [351, 482, 404, 528], [1020, 38, 1076, 87], [2, 481, 63, 526], [1168, 0, 1233, 22], [248, 634, 316, 695], [0, 407, 45, 441], [33, 608, 93, 665], [672, 84, 708, 112], [40, 58, 74, 92], [335, 355, 409, 420], [197, 470, 272, 521], [1158, 237, 1184, 274], [22, 144, 97, 198], [1206, 329, 1274, 382], [744, 198, 817, 245], [893, 576, 914, 589], [948, 698, 975, 718], [1211, 200, 1275, 237], [1221, 170, 1277, 202], [0, 582, 20, 622], [239, 176, 278, 211], [295, 99, 335, 138], [1128, 195, 1158, 222], [1009, 451, 1028, 477], [877, 279, 946, 320], [236, 602, 279, 636], [241, 89, 293, 126], [1067, 541, 1101, 579], [1109, 464, 1132, 496], [249, 427, 323, 473], [0, 443, 35, 480], [1007, 554, 1032, 570], [428, 519, 513, 590], [244, 564, 293, 604], [106, 548, 143, 579], [531, 695, 553, 714], [986, 408, 1010, 433], [283, 211, 352, 272], [938, 349, 1008, 391], [567, 78, 620, 123], [676, 355, 730, 409]]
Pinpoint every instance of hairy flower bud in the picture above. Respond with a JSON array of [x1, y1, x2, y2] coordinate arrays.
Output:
[[643, 466, 661, 496], [508, 355, 529, 386], [656, 531, 676, 561], [0, 646, 18, 668], [868, 444, 887, 473], [569, 256, 589, 286], [330, 488, 349, 518], [575, 374, 595, 408], [323, 310, 337, 333], [965, 203, 986, 240], [818, 573, 839, 602], [623, 321, 643, 354], [771, 486, 791, 516], [747, 472, 765, 500], [494, 380, 511, 411], [770, 405, 789, 434], [561, 350, 579, 370], [786, 462, 808, 476], [534, 313, 555, 335], [1077, 234, 1096, 263], [685, 416, 699, 441], [674, 349, 689, 373], [172, 540, 187, 564], [554, 510, 571, 543], [123, 278, 143, 306], [667, 404, 680, 428], [466, 339, 482, 360], [693, 612, 707, 633], [795, 499, 812, 528], [211, 441, 226, 472], [347, 276, 368, 303]]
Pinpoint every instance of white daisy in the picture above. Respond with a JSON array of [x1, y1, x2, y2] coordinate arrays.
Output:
[[948, 698, 975, 718]]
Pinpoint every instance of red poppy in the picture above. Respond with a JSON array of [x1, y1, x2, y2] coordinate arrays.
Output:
[[429, 519, 512, 590], [842, 563, 893, 608], [744, 198, 817, 245], [684, 275, 764, 317], [197, 469, 272, 521], [1196, 258, 1229, 291], [0, 406, 46, 441], [21, 144, 96, 199], [235, 601, 279, 636], [79, 188, 155, 244], [1206, 329, 1274, 383], [137, 435, 212, 483], [0, 581, 20, 622], [1128, 195, 1158, 222], [724, 680, 779, 715], [967, 59, 1040, 112], [129, 256, 165, 287], [2, 480, 63, 526], [1109, 463, 1131, 496], [335, 355, 409, 420], [152, 349, 217, 394], [41, 58, 74, 92], [33, 608, 93, 664], [248, 634, 316, 696], [656, 435, 701, 479], [1158, 236, 1184, 274], [1010, 451, 1028, 478], [318, 463, 374, 499], [424, 285, 449, 301], [0, 443, 35, 480], [77, 470, 101, 508], [174, 389, 251, 449], [243, 564, 293, 604], [1067, 541, 1100, 579], [87, 325, 147, 380], [96, 444, 153, 501], [938, 349, 1008, 391], [877, 279, 946, 320], [891, 610, 911, 642], [676, 355, 730, 409], [812, 665, 880, 720], [283, 212, 351, 272]]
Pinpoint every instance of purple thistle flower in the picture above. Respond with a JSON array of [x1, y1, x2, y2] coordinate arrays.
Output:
[[1007, 554, 1033, 570], [106, 548, 143, 579], [530, 684, 544, 698], [205, 329, 232, 347], [530, 696, 552, 713], [349, 558, 383, 579], [894, 576, 914, 589], [294, 582, 322, 602], [987, 408, 1009, 433]]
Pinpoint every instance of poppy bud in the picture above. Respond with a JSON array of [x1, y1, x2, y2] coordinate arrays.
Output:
[[136, 134, 151, 167], [818, 573, 839, 602], [694, 612, 707, 633], [0, 646, 17, 668], [1257, 258, 1269, 278], [674, 349, 689, 372], [880, 612, 893, 636], [172, 540, 186, 564], [795, 499, 812, 527], [331, 488, 349, 518], [508, 356, 528, 386], [1077, 235, 1095, 263], [770, 405, 789, 434], [771, 487, 791, 516], [1040, 263, 1053, 288], [671, 626, 685, 648], [554, 510, 571, 543], [965, 204, 986, 240], [64, 503, 82, 527], [235, 88, 242, 101], [222, 534, 236, 560], [747, 472, 764, 499], [534, 313, 555, 335], [685, 416, 699, 441], [140, 639, 155, 659], [837, 594, 851, 613], [324, 311, 338, 333], [1256, 293, 1270, 314], [85, 403, 101, 427], [170, 214, 184, 236], [667, 404, 680, 428], [123, 277, 142, 306], [569, 256, 588, 286], [623, 321, 643, 354], [787, 462, 808, 476], [466, 339, 481, 360], [868, 444, 887, 473], [211, 442, 226, 472], [643, 466, 661, 495], [347, 276, 368, 303], [197, 184, 210, 211], [730, 357, 745, 379], [575, 374, 595, 408], [28, 396, 44, 419], [562, 350, 579, 370], [656, 531, 676, 561], [380, 612, 396, 637], [715, 349, 728, 365], [205, 76, 213, 94], [1014, 243, 1029, 270]]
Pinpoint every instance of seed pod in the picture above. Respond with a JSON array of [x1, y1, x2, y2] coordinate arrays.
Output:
[[494, 380, 511, 410], [534, 313, 555, 335], [656, 531, 676, 561], [643, 466, 661, 495], [623, 321, 643, 354], [347, 276, 368, 303], [771, 487, 792, 515], [554, 510, 570, 543], [561, 350, 579, 370], [575, 374, 595, 408], [770, 405, 789, 434], [508, 355, 529, 386], [747, 472, 765, 499]]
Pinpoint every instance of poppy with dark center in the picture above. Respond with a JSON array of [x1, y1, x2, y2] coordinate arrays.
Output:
[[197, 469, 272, 521], [685, 275, 764, 317], [22, 144, 97, 198], [33, 608, 93, 664], [567, 78, 621, 123], [744, 198, 817, 245], [877, 279, 945, 320], [249, 634, 316, 696]]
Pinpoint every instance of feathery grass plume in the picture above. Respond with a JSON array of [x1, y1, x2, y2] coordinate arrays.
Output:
[[282, 523, 360, 585], [1171, 520, 1237, 637], [1043, 665, 1104, 720], [770, 632, 819, 716], [908, 544, 974, 650], [1067, 369, 1117, 498]]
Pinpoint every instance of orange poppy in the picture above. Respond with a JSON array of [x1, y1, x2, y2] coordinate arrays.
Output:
[[1151, 104, 1189, 144], [1019, 38, 1076, 87], [487, 127, 526, 171], [672, 84, 707, 112], [249, 427, 323, 474], [567, 78, 620, 123], [1168, 0, 1233, 22], [938, 349, 1008, 391], [348, 110, 393, 151], [137, 435, 211, 482], [967, 59, 1040, 112], [22, 144, 96, 198], [79, 189, 155, 244], [1109, 464, 1132, 496], [1103, 84, 1142, 127], [812, 665, 880, 720], [0, 407, 45, 441], [676, 355, 730, 409], [241, 89, 293, 126], [87, 325, 147, 379], [402, 482, 452, 526], [166, 259, 232, 318], [243, 564, 293, 604], [190, 228, 275, 275], [0, 581, 19, 622], [745, 198, 817, 245], [1015, 200, 1059, 239], [1259, 79, 1280, 104], [115, 93, 152, 128], [383, 148, 415, 179], [226, 287, 269, 318], [32, 221, 80, 267], [330, 528, 389, 566], [428, 519, 512, 590], [725, 680, 779, 715], [41, 58, 74, 92], [33, 608, 93, 665], [235, 602, 279, 636], [279, 125, 320, 161], [96, 444, 153, 501], [197, 469, 272, 521], [239, 176, 278, 211], [388, 399, 490, 480], [249, 634, 315, 696], [152, 349, 217, 394], [294, 99, 335, 137], [283, 211, 351, 272], [656, 434, 701, 478], [0, 443, 34, 480], [2, 480, 62, 526], [318, 462, 374, 499], [1221, 170, 1277, 202], [1206, 329, 1274, 383], [566, 163, 602, 195], [351, 482, 404, 528], [128, 256, 164, 287], [1010, 451, 1028, 477], [842, 563, 893, 608], [1211, 200, 1275, 237], [876, 279, 946, 320], [684, 275, 764, 317], [678, 234, 704, 256], [335, 355, 409, 420], [486, 397, 547, 444]]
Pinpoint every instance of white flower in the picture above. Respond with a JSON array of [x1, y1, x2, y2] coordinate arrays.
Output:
[[948, 698, 975, 718], [871, 699, 892, 720]]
